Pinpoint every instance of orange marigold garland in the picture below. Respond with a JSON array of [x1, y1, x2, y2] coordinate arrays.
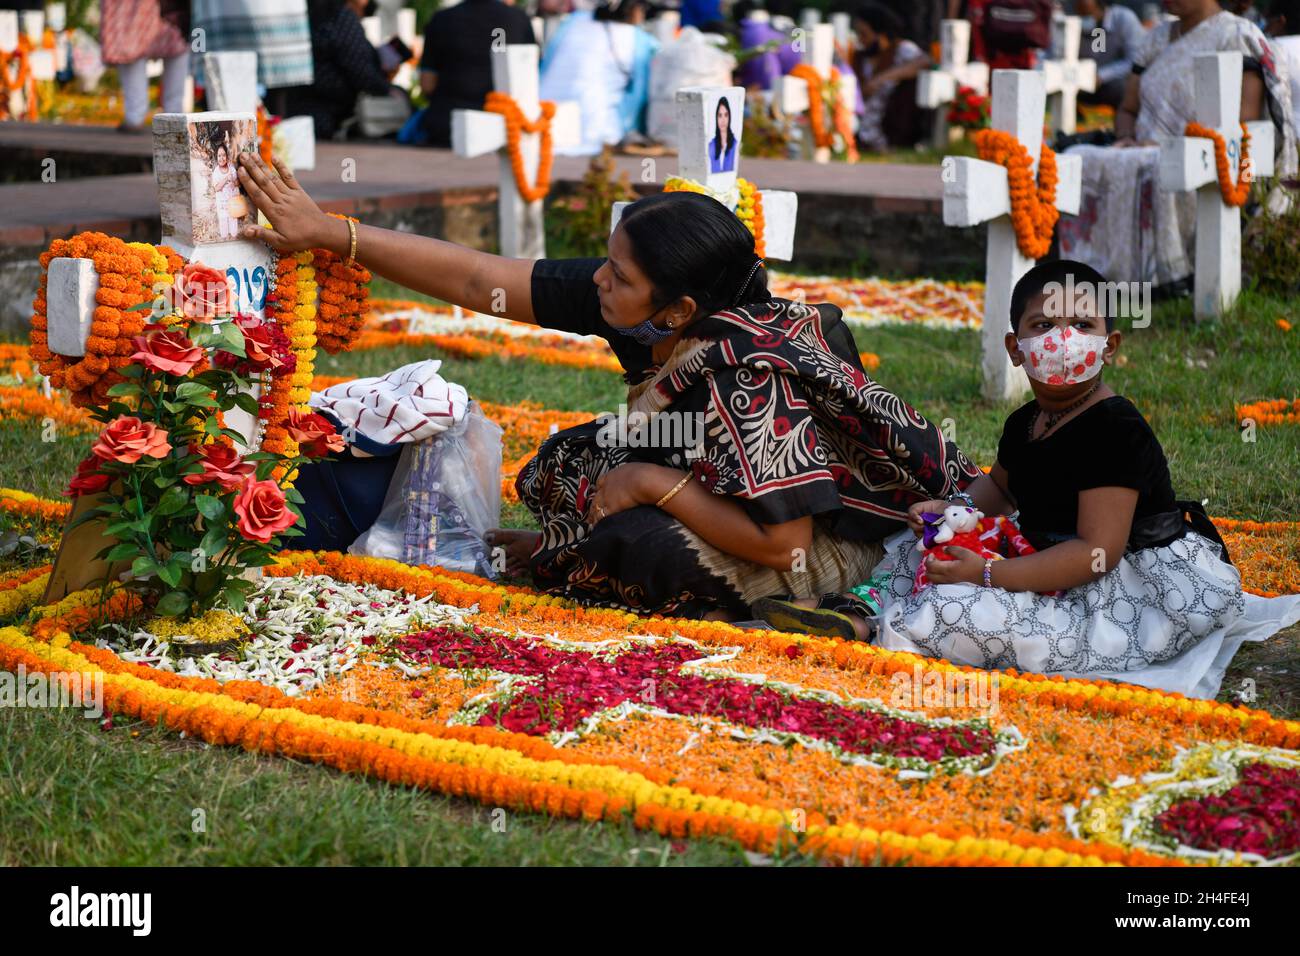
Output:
[[29, 233, 156, 407], [1185, 122, 1253, 207], [483, 91, 557, 203], [0, 43, 38, 122], [311, 217, 371, 354], [973, 129, 1059, 260], [788, 64, 858, 162]]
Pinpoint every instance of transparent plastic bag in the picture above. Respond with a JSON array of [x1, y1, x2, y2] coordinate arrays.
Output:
[[349, 401, 503, 577]]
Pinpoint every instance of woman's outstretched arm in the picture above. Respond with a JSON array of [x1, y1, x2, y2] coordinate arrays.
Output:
[[236, 153, 539, 325]]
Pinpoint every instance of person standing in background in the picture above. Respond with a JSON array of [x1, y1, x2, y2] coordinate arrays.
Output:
[[415, 0, 536, 148], [540, 0, 659, 155], [286, 0, 397, 138], [101, 0, 190, 133], [193, 0, 316, 114], [1266, 0, 1300, 133], [1076, 0, 1149, 108]]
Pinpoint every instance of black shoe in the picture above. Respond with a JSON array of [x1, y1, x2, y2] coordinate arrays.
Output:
[[750, 596, 873, 642]]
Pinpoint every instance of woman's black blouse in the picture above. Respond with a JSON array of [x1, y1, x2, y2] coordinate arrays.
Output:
[[530, 257, 656, 383], [997, 395, 1178, 545]]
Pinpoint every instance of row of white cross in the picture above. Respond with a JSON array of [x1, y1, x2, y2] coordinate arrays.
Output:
[[39, 46, 1270, 407]]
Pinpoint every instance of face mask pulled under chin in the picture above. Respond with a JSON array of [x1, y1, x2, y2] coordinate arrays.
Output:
[[1016, 326, 1109, 385], [613, 311, 676, 346]]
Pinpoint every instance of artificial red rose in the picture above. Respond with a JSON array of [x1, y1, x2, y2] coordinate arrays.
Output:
[[129, 323, 203, 376], [65, 454, 111, 497], [183, 443, 255, 492], [286, 408, 345, 457], [214, 314, 296, 374], [232, 478, 298, 543], [91, 416, 172, 464], [174, 262, 231, 320]]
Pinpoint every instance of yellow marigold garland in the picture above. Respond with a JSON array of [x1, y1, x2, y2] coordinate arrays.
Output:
[[664, 176, 766, 256], [973, 130, 1060, 260]]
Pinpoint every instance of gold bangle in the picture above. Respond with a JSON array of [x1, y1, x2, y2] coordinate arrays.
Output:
[[655, 472, 693, 509], [345, 218, 358, 266]]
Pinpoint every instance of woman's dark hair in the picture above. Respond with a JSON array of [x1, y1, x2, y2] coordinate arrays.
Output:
[[712, 96, 736, 164], [1272, 0, 1300, 33], [618, 192, 769, 317], [1010, 259, 1114, 333], [853, 2, 904, 39]]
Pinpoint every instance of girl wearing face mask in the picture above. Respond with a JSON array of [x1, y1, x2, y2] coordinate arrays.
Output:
[[755, 261, 1285, 699]]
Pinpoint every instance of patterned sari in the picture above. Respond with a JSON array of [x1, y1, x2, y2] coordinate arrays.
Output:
[[517, 298, 980, 617]]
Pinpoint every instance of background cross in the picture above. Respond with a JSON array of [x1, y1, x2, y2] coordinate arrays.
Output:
[[1039, 15, 1097, 136], [916, 19, 991, 151], [779, 22, 855, 163], [942, 70, 1083, 401], [451, 44, 580, 260], [1158, 52, 1275, 319]]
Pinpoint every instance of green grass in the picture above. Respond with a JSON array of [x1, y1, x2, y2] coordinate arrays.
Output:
[[1, 283, 1297, 864], [0, 707, 801, 866]]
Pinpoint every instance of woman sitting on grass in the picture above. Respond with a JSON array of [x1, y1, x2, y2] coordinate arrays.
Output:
[[755, 261, 1298, 697], [233, 153, 979, 621]]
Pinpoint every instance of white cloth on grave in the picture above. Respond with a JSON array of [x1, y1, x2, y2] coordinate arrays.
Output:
[[309, 359, 468, 445]]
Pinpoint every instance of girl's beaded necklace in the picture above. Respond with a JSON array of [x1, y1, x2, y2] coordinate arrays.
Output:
[[1028, 379, 1102, 440]]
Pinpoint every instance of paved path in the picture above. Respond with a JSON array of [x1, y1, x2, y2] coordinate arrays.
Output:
[[0, 122, 944, 245]]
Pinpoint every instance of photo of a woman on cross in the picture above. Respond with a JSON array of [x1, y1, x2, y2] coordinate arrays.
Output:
[[707, 94, 738, 173]]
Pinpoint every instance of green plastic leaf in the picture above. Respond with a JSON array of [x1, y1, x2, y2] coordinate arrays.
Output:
[[155, 590, 192, 617], [195, 495, 225, 521]]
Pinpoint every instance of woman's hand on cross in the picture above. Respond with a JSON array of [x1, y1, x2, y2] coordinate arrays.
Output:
[[237, 154, 345, 254]]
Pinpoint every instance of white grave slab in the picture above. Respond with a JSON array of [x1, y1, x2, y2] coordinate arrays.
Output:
[[47, 2, 66, 32], [610, 86, 799, 261], [799, 8, 822, 30], [202, 51, 259, 114], [0, 11, 18, 53], [451, 45, 580, 260], [278, 114, 317, 170], [831, 11, 851, 48], [917, 19, 990, 150], [779, 22, 854, 163], [20, 8, 41, 40], [942, 70, 1083, 401], [1039, 15, 1097, 136], [1158, 52, 1275, 319]]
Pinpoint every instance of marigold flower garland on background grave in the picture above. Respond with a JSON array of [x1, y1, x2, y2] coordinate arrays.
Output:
[[973, 129, 1059, 260], [1185, 122, 1253, 207], [483, 91, 557, 203], [788, 63, 858, 162]]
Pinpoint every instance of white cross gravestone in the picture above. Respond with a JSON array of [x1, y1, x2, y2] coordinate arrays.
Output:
[[779, 22, 854, 163], [451, 44, 580, 260], [1039, 15, 1097, 136], [942, 70, 1083, 401], [204, 50, 315, 170], [46, 110, 274, 446], [609, 86, 799, 262], [1159, 52, 1275, 320], [831, 11, 851, 49], [799, 8, 822, 30], [19, 7, 41, 40], [917, 19, 990, 150], [202, 51, 259, 114]]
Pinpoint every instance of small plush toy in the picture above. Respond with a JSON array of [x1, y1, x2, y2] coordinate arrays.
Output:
[[913, 505, 1036, 593]]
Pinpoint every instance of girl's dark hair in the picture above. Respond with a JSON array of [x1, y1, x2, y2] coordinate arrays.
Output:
[[712, 96, 736, 164], [1010, 259, 1114, 333], [853, 2, 903, 38], [1273, 0, 1300, 33], [618, 192, 769, 317]]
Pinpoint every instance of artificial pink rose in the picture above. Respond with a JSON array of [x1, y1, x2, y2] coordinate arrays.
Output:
[[232, 479, 298, 543], [65, 455, 111, 497], [286, 408, 346, 457], [91, 416, 172, 464], [183, 443, 256, 492], [174, 262, 231, 320], [130, 323, 204, 376]]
